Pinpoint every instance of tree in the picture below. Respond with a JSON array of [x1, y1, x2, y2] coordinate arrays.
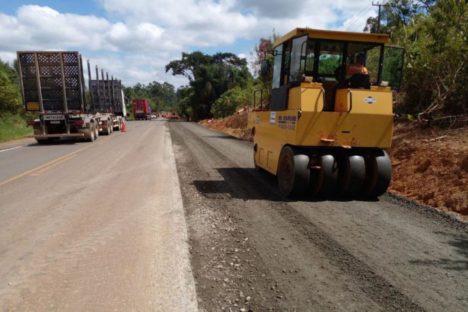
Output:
[[364, 0, 467, 120], [211, 85, 253, 118], [253, 38, 274, 84], [0, 59, 22, 115], [166, 51, 252, 120], [364, 0, 436, 34]]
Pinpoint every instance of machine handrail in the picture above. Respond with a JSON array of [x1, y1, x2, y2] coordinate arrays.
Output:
[[348, 89, 353, 112]]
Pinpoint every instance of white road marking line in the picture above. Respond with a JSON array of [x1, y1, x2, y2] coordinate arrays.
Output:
[[0, 146, 23, 153]]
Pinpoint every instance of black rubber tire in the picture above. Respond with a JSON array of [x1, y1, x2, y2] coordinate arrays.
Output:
[[367, 150, 392, 197], [277, 146, 295, 196], [340, 155, 366, 196], [316, 154, 339, 197], [85, 125, 95, 142], [277, 146, 310, 197], [293, 154, 310, 195]]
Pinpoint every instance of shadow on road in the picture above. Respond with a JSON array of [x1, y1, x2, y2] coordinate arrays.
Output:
[[203, 134, 243, 141], [193, 167, 380, 203], [26, 138, 90, 147], [409, 231, 468, 271]]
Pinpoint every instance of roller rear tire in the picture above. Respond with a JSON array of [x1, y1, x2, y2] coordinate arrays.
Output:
[[277, 146, 310, 197], [339, 155, 366, 197], [366, 150, 392, 197], [315, 154, 339, 197]]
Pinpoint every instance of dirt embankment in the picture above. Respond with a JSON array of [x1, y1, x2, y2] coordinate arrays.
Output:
[[200, 113, 468, 218], [390, 122, 468, 216], [199, 111, 252, 141]]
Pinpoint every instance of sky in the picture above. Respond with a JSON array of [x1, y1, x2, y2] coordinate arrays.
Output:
[[0, 0, 378, 88]]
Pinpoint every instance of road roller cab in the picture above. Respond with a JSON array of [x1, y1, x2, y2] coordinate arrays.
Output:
[[249, 28, 404, 197]]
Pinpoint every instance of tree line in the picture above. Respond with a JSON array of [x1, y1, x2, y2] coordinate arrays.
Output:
[[365, 0, 467, 122], [165, 0, 466, 123], [1, 0, 466, 125], [123, 81, 177, 114]]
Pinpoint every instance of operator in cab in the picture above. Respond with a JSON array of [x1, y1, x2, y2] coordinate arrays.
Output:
[[344, 53, 371, 89], [346, 53, 368, 77]]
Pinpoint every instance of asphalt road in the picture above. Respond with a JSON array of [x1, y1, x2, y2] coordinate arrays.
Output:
[[0, 120, 467, 312], [169, 122, 468, 312], [0, 121, 198, 311]]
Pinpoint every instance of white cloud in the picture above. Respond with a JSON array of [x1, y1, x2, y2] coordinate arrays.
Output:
[[0, 1, 377, 87]]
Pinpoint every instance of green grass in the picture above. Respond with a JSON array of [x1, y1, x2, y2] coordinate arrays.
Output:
[[0, 114, 33, 143]]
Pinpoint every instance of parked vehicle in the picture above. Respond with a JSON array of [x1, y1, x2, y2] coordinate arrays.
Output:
[[87, 61, 126, 134], [17, 51, 100, 143]]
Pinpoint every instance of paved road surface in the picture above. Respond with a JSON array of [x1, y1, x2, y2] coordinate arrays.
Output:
[[1, 120, 467, 312], [0, 121, 198, 311], [170, 122, 468, 312]]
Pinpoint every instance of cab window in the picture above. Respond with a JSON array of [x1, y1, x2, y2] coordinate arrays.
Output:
[[318, 41, 345, 80], [272, 45, 282, 89], [289, 36, 307, 83], [347, 42, 381, 83]]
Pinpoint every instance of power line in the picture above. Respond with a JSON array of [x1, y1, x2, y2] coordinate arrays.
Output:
[[346, 6, 371, 27], [344, 6, 372, 31], [347, 8, 373, 30]]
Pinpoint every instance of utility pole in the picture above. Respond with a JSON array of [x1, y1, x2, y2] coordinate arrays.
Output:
[[372, 1, 385, 33]]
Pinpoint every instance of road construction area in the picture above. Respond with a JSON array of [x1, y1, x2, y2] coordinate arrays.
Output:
[[0, 120, 467, 311]]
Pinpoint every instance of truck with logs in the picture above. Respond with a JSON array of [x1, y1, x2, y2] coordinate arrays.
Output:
[[17, 51, 125, 143], [87, 61, 126, 134]]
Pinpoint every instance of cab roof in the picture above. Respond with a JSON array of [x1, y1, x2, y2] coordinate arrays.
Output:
[[273, 28, 389, 47]]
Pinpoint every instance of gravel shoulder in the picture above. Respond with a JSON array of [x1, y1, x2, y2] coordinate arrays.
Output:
[[170, 121, 468, 312]]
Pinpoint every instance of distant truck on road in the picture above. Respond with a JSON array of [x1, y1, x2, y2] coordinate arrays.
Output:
[[17, 51, 100, 143], [132, 99, 151, 120], [87, 61, 126, 134]]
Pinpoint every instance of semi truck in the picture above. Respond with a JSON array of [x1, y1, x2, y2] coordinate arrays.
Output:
[[132, 99, 151, 120], [87, 61, 126, 134], [17, 51, 100, 143]]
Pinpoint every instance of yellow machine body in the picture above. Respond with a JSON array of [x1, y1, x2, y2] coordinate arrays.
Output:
[[249, 28, 400, 178], [250, 83, 393, 175]]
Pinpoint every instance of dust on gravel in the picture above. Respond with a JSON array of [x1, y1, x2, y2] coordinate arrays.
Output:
[[201, 114, 468, 219]]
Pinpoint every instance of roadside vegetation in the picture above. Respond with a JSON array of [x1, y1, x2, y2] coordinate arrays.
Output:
[[0, 113, 32, 142], [165, 52, 254, 121], [364, 0, 467, 124], [0, 59, 32, 142]]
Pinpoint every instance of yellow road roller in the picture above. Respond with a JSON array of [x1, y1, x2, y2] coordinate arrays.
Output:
[[249, 28, 404, 197]]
